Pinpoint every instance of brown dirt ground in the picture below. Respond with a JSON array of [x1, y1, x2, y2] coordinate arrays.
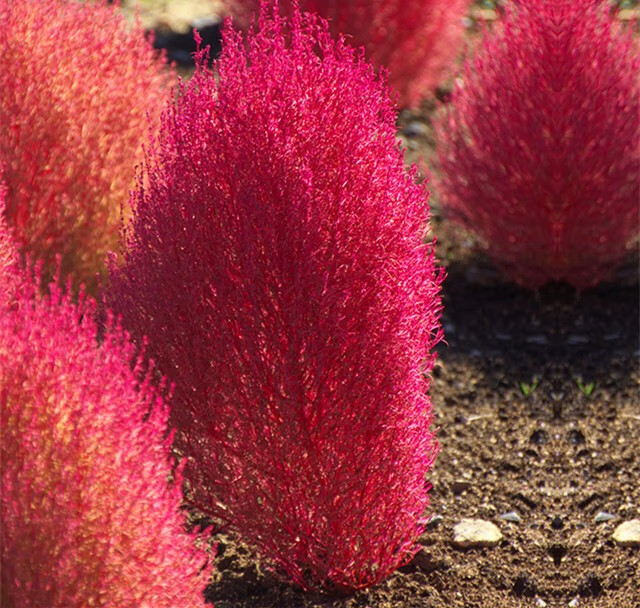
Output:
[[123, 2, 639, 606]]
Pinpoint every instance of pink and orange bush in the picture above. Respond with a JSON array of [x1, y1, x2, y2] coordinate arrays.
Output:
[[434, 0, 640, 288], [109, 5, 442, 592], [225, 0, 471, 108], [0, 233, 209, 606], [0, 0, 171, 291]]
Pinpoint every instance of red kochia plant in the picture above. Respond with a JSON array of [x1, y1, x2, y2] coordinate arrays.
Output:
[[109, 5, 442, 592], [0, 185, 18, 306], [0, 0, 171, 291], [434, 0, 640, 288], [0, 257, 209, 606], [225, 0, 471, 107]]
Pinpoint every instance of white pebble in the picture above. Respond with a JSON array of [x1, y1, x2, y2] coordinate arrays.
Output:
[[612, 520, 640, 547], [594, 511, 615, 524], [452, 518, 503, 548]]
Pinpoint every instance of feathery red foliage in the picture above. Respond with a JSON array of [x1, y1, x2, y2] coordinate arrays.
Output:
[[109, 5, 443, 592], [434, 0, 640, 288], [0, 258, 209, 606], [225, 0, 471, 108], [0, 184, 18, 307], [0, 0, 171, 292]]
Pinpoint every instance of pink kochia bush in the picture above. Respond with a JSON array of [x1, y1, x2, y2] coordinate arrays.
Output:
[[0, 239, 209, 606], [109, 5, 443, 592], [434, 0, 640, 288], [0, 186, 18, 305], [0, 0, 171, 291], [226, 0, 471, 108]]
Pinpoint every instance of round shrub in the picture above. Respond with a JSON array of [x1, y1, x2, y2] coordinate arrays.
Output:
[[0, 250, 209, 607], [0, 0, 172, 291], [434, 0, 639, 288], [225, 0, 471, 108], [109, 5, 442, 592]]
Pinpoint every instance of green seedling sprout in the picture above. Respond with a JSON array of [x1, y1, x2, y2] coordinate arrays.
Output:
[[575, 377, 595, 397], [519, 377, 540, 398]]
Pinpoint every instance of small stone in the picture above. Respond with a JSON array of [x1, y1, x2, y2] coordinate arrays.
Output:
[[452, 519, 503, 548], [594, 511, 616, 524], [403, 120, 427, 138], [425, 514, 443, 529], [535, 599, 548, 608], [612, 520, 640, 547], [443, 321, 456, 335], [500, 511, 521, 523], [568, 598, 580, 608], [567, 334, 589, 345], [526, 334, 549, 345]]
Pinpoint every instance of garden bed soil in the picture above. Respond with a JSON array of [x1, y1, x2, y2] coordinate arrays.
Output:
[[124, 2, 639, 606]]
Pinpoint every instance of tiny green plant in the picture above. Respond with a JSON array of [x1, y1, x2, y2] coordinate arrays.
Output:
[[519, 377, 540, 398], [575, 378, 595, 397]]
